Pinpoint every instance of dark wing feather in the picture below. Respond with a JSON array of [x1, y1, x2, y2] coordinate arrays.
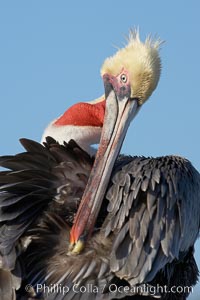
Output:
[[23, 213, 114, 300], [0, 138, 93, 270], [103, 155, 200, 285]]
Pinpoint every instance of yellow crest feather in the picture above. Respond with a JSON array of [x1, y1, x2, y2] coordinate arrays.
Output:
[[101, 29, 162, 104]]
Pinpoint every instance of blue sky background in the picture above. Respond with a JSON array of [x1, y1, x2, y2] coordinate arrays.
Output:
[[0, 1, 199, 299]]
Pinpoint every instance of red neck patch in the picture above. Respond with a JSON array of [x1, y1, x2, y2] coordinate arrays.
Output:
[[54, 99, 105, 127]]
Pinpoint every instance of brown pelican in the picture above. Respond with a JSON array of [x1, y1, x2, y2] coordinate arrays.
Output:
[[0, 31, 199, 300]]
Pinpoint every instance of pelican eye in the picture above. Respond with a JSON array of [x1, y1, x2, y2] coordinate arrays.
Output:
[[120, 74, 127, 83]]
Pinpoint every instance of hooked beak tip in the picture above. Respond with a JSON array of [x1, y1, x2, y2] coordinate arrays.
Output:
[[68, 239, 85, 255]]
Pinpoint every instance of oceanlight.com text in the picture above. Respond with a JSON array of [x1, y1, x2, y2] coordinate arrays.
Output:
[[24, 283, 194, 297]]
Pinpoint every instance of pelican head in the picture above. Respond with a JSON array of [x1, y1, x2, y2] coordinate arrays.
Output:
[[101, 30, 161, 105], [70, 30, 162, 252]]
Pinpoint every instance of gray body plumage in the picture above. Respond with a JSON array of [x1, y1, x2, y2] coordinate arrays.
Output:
[[104, 155, 200, 285], [0, 138, 199, 299]]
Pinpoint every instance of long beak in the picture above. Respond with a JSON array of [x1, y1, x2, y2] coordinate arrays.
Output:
[[69, 81, 140, 253]]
